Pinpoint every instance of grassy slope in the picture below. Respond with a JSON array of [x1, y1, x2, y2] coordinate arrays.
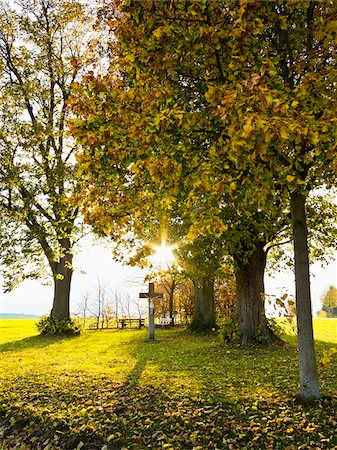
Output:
[[0, 319, 336, 449]]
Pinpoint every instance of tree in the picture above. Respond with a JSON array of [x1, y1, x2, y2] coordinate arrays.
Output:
[[69, 0, 291, 341], [70, 0, 337, 400], [171, 277, 195, 325], [214, 270, 236, 320], [72, 5, 278, 342], [76, 292, 89, 328], [207, 0, 337, 401], [0, 0, 93, 319], [321, 285, 337, 318], [149, 267, 181, 326], [180, 236, 222, 332], [88, 277, 110, 330]]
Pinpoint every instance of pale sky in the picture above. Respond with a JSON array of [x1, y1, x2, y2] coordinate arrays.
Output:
[[0, 237, 149, 317], [265, 257, 337, 316], [0, 237, 335, 317]]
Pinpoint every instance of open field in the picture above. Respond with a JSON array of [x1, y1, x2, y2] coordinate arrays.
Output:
[[0, 319, 336, 449]]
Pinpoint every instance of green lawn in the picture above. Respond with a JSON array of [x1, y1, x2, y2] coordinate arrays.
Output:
[[0, 319, 336, 449]]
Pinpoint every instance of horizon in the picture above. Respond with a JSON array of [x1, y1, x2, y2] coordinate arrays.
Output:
[[1, 244, 336, 318]]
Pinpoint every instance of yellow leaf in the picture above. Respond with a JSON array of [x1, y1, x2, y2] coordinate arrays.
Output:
[[286, 175, 295, 182], [153, 26, 166, 39], [264, 131, 272, 143], [280, 129, 290, 140], [279, 16, 287, 30], [55, 274, 64, 281], [187, 225, 199, 241], [205, 85, 218, 103], [242, 116, 254, 137], [251, 73, 261, 85]]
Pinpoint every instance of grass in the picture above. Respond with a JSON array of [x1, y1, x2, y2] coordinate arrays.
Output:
[[0, 319, 336, 449]]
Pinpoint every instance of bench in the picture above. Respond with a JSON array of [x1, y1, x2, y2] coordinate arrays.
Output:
[[118, 318, 145, 329], [156, 317, 173, 327]]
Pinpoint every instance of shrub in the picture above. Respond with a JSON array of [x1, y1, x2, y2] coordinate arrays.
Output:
[[318, 310, 328, 318], [36, 315, 83, 336], [219, 317, 240, 344], [319, 347, 337, 369], [219, 317, 291, 346], [267, 317, 297, 339]]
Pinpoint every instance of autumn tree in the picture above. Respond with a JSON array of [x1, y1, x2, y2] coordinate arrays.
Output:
[[321, 285, 337, 318], [0, 0, 94, 320], [70, 1, 285, 339], [214, 271, 236, 320], [208, 0, 337, 401], [172, 278, 195, 325], [69, 1, 300, 342], [177, 234, 225, 332], [70, 0, 337, 400], [149, 267, 183, 325]]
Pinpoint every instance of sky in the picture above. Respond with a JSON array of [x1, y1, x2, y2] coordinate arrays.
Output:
[[265, 256, 337, 316], [0, 237, 149, 317], [0, 236, 336, 317]]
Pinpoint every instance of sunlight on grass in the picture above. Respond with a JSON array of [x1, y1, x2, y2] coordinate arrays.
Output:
[[0, 319, 336, 449], [313, 318, 337, 343], [0, 322, 141, 381], [0, 318, 39, 344]]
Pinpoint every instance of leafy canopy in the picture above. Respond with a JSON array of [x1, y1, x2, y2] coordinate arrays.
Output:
[[0, 0, 93, 290]]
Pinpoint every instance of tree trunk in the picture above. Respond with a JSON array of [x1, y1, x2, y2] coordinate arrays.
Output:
[[189, 276, 215, 332], [235, 242, 275, 345], [169, 280, 176, 326], [50, 238, 73, 319], [290, 191, 320, 402]]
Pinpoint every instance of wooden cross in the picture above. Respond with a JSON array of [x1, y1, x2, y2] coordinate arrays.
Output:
[[139, 282, 163, 340]]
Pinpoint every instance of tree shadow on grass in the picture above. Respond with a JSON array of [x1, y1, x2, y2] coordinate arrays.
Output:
[[1, 329, 337, 449], [125, 329, 337, 402], [0, 334, 79, 353], [124, 356, 148, 386], [1, 364, 336, 450]]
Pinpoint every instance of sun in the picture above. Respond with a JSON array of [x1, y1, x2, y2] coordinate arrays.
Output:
[[150, 244, 175, 268]]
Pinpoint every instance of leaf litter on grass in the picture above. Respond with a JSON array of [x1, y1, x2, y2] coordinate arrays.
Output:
[[0, 320, 336, 449]]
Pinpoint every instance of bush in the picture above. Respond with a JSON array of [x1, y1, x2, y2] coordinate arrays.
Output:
[[267, 317, 297, 339], [219, 317, 292, 346], [219, 317, 240, 344], [36, 315, 83, 336]]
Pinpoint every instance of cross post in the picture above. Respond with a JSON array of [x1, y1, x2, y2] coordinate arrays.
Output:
[[139, 282, 163, 340]]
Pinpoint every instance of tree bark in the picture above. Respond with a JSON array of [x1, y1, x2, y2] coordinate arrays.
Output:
[[50, 238, 73, 319], [189, 276, 215, 332], [169, 280, 176, 326], [235, 242, 275, 345], [290, 191, 320, 402]]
